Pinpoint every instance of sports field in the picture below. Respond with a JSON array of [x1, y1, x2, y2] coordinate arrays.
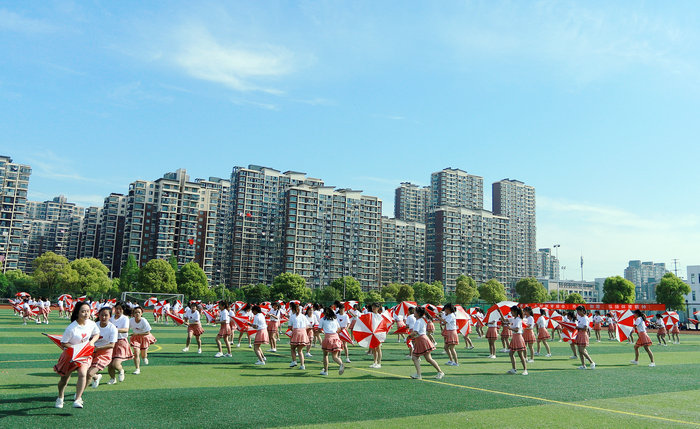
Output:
[[1, 310, 699, 428]]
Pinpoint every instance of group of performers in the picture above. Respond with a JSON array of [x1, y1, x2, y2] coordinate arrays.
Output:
[[36, 297, 682, 409]]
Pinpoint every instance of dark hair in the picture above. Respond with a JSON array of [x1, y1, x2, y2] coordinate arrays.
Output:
[[523, 306, 532, 316], [251, 305, 261, 314], [510, 305, 523, 318], [443, 303, 454, 313], [656, 313, 663, 318], [594, 310, 600, 315], [415, 307, 426, 318], [323, 306, 337, 320], [290, 302, 299, 314], [576, 305, 586, 313], [408, 307, 415, 314], [633, 309, 646, 320], [334, 300, 342, 309], [114, 301, 131, 317], [371, 303, 381, 312], [132, 305, 143, 315], [71, 302, 91, 322], [313, 303, 321, 311], [219, 301, 229, 309], [304, 306, 313, 316]]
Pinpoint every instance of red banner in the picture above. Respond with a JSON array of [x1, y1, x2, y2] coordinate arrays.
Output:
[[517, 303, 665, 311]]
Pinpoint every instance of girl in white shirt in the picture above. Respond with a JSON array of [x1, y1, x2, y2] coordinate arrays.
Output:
[[606, 313, 616, 341], [394, 312, 406, 342], [522, 307, 536, 363], [592, 311, 603, 342], [670, 319, 681, 344], [288, 303, 310, 370], [574, 306, 595, 370], [107, 302, 132, 384], [236, 305, 253, 348], [409, 307, 444, 380], [319, 307, 345, 376], [250, 305, 269, 365], [440, 303, 460, 366], [36, 298, 46, 324], [304, 307, 315, 358], [336, 306, 351, 363], [215, 301, 232, 358], [312, 304, 323, 347], [183, 302, 205, 353], [630, 310, 655, 367], [501, 306, 528, 375], [654, 314, 667, 346], [53, 302, 99, 409], [535, 310, 552, 357], [129, 306, 157, 374], [369, 303, 384, 368], [486, 318, 499, 359], [87, 306, 118, 389], [267, 302, 281, 352], [475, 307, 485, 338]]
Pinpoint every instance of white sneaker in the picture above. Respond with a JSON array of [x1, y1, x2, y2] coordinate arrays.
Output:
[[248, 344, 252, 348], [534, 352, 540, 356], [91, 374, 102, 389], [255, 360, 266, 365], [507, 369, 517, 374], [435, 372, 444, 379], [405, 354, 413, 359], [133, 369, 140, 375], [107, 378, 116, 385], [143, 358, 149, 365], [648, 362, 656, 367], [545, 353, 552, 357], [236, 344, 241, 348], [290, 361, 298, 368], [182, 347, 189, 352], [197, 349, 202, 354], [577, 365, 586, 370], [345, 358, 351, 363], [262, 356, 267, 361], [55, 397, 64, 409], [522, 370, 529, 375], [224, 353, 232, 358], [214, 352, 224, 358], [590, 362, 596, 369], [375, 364, 381, 368], [527, 359, 534, 363], [299, 365, 305, 370], [467, 346, 474, 349], [446, 360, 454, 366], [569, 355, 577, 359], [630, 360, 638, 365], [339, 364, 345, 375], [72, 398, 83, 408], [305, 352, 313, 357], [118, 370, 125, 382], [270, 349, 276, 352], [410, 373, 421, 379], [319, 370, 328, 375], [488, 355, 496, 359], [369, 363, 377, 368]]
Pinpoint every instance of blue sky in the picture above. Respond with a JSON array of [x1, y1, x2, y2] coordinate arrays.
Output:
[[2, 1, 699, 280]]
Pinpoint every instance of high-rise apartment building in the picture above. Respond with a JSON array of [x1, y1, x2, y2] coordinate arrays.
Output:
[[0, 156, 31, 272], [427, 206, 509, 293], [624, 260, 667, 301], [394, 182, 429, 223], [228, 166, 323, 287], [195, 177, 231, 286], [78, 206, 102, 259], [536, 248, 560, 280], [380, 217, 425, 286], [430, 168, 483, 210], [492, 179, 536, 286], [98, 193, 126, 277], [283, 185, 382, 290]]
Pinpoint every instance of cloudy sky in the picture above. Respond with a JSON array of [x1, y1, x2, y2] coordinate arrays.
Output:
[[2, 1, 699, 280]]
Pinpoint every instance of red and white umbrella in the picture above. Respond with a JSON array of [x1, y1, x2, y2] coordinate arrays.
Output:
[[662, 311, 679, 328], [424, 304, 439, 319], [43, 333, 63, 348], [467, 307, 484, 326], [390, 324, 411, 335], [688, 318, 699, 326], [57, 294, 72, 302], [614, 310, 635, 342], [694, 310, 700, 316], [15, 292, 30, 298], [343, 301, 358, 313], [485, 301, 518, 324], [547, 310, 562, 329], [338, 328, 353, 344], [454, 305, 471, 336], [559, 320, 578, 343], [231, 315, 249, 332], [77, 296, 87, 302], [284, 327, 293, 338], [144, 297, 158, 307], [203, 310, 217, 324], [67, 342, 95, 365], [166, 312, 185, 325], [352, 313, 390, 348], [532, 307, 548, 323], [233, 301, 246, 312], [259, 302, 271, 314], [394, 301, 417, 318]]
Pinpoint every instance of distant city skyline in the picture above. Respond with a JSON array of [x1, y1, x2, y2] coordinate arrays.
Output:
[[3, 1, 700, 280]]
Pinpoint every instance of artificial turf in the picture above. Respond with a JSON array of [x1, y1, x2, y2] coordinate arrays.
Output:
[[1, 310, 699, 428]]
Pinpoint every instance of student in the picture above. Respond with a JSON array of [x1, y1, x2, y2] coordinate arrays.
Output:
[[606, 313, 616, 340], [462, 312, 474, 350], [107, 302, 132, 385], [214, 301, 232, 358], [268, 302, 281, 353], [502, 306, 528, 375], [630, 310, 655, 367], [21, 298, 36, 325], [40, 297, 50, 324], [486, 316, 499, 359], [88, 306, 118, 389], [129, 306, 156, 374], [58, 297, 66, 319], [574, 306, 595, 370], [522, 307, 536, 363], [250, 305, 269, 365], [566, 312, 578, 359], [369, 303, 384, 368], [228, 303, 236, 345], [654, 314, 667, 346], [500, 312, 512, 352], [404, 307, 417, 359], [288, 302, 309, 370], [183, 302, 204, 353], [336, 306, 351, 363], [312, 303, 323, 347], [440, 303, 459, 366], [319, 306, 345, 376], [669, 318, 681, 344], [304, 306, 315, 358], [394, 311, 406, 342], [592, 311, 603, 342], [236, 304, 253, 348], [425, 308, 437, 345], [475, 307, 485, 338], [409, 307, 444, 380], [53, 302, 99, 409], [535, 309, 552, 357]]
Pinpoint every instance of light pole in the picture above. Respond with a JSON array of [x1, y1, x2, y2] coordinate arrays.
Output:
[[553, 244, 560, 280]]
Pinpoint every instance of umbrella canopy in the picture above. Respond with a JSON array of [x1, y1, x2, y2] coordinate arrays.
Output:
[[559, 320, 578, 343], [485, 301, 519, 324], [662, 311, 679, 328], [614, 310, 635, 342], [532, 307, 548, 323], [454, 305, 471, 336], [338, 328, 354, 344], [166, 312, 185, 326], [57, 294, 72, 302], [43, 333, 64, 348], [203, 310, 217, 324], [390, 325, 411, 335], [467, 307, 484, 326], [394, 301, 417, 318], [15, 292, 30, 298], [258, 302, 271, 314], [231, 315, 249, 332], [352, 313, 390, 348], [144, 297, 158, 307], [284, 327, 293, 338], [547, 310, 562, 329], [343, 301, 359, 313], [688, 318, 699, 326], [423, 304, 439, 319], [68, 342, 95, 365]]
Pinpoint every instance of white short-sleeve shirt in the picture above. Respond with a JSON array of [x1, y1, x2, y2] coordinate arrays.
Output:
[[337, 314, 349, 328], [95, 322, 119, 347], [320, 318, 339, 334], [406, 314, 416, 330], [219, 310, 230, 324], [130, 317, 152, 334], [253, 313, 267, 330], [510, 316, 523, 334], [576, 314, 589, 329], [110, 314, 130, 339], [413, 318, 427, 335], [443, 313, 457, 330], [634, 316, 647, 333], [523, 316, 534, 329], [61, 320, 99, 346]]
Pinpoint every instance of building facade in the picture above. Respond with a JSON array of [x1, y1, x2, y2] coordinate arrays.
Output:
[[380, 217, 426, 286], [0, 156, 31, 272], [536, 248, 560, 280], [624, 260, 667, 301], [98, 193, 126, 278], [430, 168, 483, 211], [394, 182, 429, 223], [685, 265, 699, 320], [195, 177, 231, 286]]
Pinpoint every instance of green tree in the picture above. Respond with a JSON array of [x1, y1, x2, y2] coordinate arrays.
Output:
[[455, 275, 479, 306], [515, 277, 548, 303], [655, 272, 691, 311], [549, 290, 566, 302], [318, 286, 342, 304], [364, 290, 384, 305], [68, 258, 112, 296], [168, 254, 179, 273], [271, 273, 310, 301], [478, 279, 507, 304], [177, 261, 209, 300], [602, 276, 636, 304], [0, 271, 10, 297], [137, 259, 177, 293], [412, 282, 429, 302], [31, 252, 74, 295], [109, 278, 121, 297], [241, 283, 271, 303], [381, 283, 400, 301], [119, 255, 140, 292], [396, 284, 415, 302], [422, 282, 445, 305], [5, 270, 36, 296], [329, 276, 363, 300], [564, 293, 585, 304]]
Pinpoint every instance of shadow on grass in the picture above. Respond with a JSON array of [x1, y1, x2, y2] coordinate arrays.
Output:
[[26, 372, 57, 378], [0, 395, 67, 420], [0, 383, 50, 390], [235, 370, 402, 380]]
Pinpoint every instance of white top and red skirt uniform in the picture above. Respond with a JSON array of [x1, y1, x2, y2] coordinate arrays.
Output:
[[486, 321, 499, 339], [655, 318, 666, 335], [536, 316, 550, 340], [411, 318, 436, 357], [253, 313, 269, 344], [522, 315, 536, 344], [509, 317, 526, 352], [320, 318, 342, 352], [187, 309, 205, 336], [267, 309, 280, 334], [575, 315, 590, 347], [635, 317, 653, 346], [110, 314, 133, 360], [91, 322, 118, 370], [289, 313, 310, 346], [53, 320, 99, 376], [217, 310, 232, 337], [442, 313, 459, 345], [129, 318, 156, 350]]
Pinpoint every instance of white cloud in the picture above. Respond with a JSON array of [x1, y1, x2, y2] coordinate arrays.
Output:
[[0, 9, 57, 34]]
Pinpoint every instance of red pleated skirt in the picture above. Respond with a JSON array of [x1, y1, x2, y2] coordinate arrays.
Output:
[[574, 329, 589, 346], [255, 329, 269, 345], [509, 333, 526, 352], [486, 327, 498, 339], [656, 326, 666, 335], [537, 327, 551, 340], [90, 348, 114, 370], [636, 332, 653, 346], [188, 324, 204, 336], [217, 324, 232, 337], [290, 328, 309, 346], [54, 348, 91, 376], [112, 338, 133, 360], [130, 333, 157, 350], [412, 335, 436, 357], [321, 333, 342, 352], [426, 320, 435, 333], [442, 329, 459, 345], [501, 327, 512, 338], [523, 329, 536, 344]]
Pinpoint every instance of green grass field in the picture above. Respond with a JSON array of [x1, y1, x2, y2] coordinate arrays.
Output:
[[1, 310, 699, 428]]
